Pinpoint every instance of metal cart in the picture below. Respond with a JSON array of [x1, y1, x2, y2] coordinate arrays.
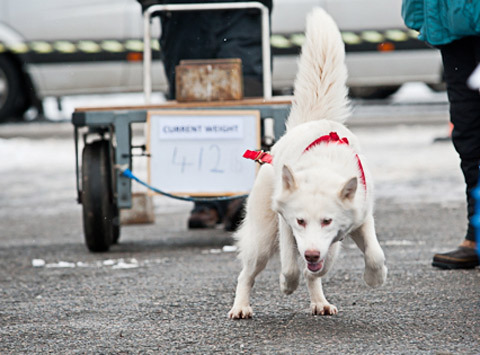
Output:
[[72, 2, 292, 252]]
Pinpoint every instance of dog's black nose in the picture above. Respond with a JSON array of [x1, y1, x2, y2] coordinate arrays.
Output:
[[305, 250, 320, 263]]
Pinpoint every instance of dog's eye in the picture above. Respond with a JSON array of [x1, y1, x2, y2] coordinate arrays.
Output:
[[296, 218, 307, 227], [321, 218, 332, 227]]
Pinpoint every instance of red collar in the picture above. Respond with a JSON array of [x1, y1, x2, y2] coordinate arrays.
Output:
[[243, 131, 367, 190]]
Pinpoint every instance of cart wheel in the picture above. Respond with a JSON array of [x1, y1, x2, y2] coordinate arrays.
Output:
[[109, 144, 121, 245], [81, 140, 119, 252], [112, 203, 120, 244]]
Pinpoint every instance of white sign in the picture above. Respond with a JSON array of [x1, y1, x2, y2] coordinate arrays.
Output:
[[158, 116, 244, 140], [148, 110, 260, 196]]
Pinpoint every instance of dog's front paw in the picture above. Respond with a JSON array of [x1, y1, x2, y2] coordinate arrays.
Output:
[[228, 305, 253, 319], [280, 272, 299, 295], [364, 263, 387, 288], [311, 302, 338, 316]]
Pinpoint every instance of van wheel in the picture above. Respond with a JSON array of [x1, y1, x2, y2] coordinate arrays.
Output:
[[427, 83, 446, 92], [0, 56, 28, 122], [349, 86, 400, 100]]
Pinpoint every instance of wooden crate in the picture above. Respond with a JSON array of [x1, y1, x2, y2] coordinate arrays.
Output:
[[175, 58, 243, 102]]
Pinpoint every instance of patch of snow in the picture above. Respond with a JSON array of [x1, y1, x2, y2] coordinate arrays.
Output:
[[222, 245, 237, 253], [112, 259, 139, 269], [32, 259, 46, 267], [43, 92, 166, 121], [390, 82, 447, 104], [45, 261, 76, 268], [32, 257, 145, 270]]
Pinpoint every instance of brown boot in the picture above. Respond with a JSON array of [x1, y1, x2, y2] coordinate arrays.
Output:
[[188, 207, 220, 229], [432, 240, 479, 269], [223, 198, 245, 232]]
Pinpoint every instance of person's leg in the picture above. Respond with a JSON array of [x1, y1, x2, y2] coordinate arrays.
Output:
[[207, 9, 271, 230], [443, 36, 480, 242], [433, 36, 480, 269], [159, 12, 227, 228], [159, 12, 216, 99], [188, 201, 228, 229], [216, 9, 268, 97], [178, 10, 263, 230]]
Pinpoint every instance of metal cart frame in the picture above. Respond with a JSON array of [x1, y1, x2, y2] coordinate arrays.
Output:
[[72, 2, 292, 252]]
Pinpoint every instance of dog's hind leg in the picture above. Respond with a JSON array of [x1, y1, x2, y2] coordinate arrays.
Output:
[[279, 218, 300, 294], [304, 270, 338, 315], [228, 165, 278, 319], [350, 214, 387, 288]]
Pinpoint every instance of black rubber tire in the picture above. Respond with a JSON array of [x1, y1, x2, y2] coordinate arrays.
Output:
[[81, 140, 119, 252], [427, 82, 447, 92], [0, 55, 28, 122], [110, 147, 120, 245], [112, 203, 120, 245], [349, 86, 400, 100]]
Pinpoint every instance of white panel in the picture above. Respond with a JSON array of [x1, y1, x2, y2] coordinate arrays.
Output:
[[148, 110, 260, 196]]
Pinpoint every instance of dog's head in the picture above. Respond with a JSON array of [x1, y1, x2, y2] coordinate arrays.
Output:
[[273, 165, 358, 274]]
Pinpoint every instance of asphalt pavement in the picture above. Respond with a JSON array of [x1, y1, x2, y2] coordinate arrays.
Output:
[[0, 101, 479, 354]]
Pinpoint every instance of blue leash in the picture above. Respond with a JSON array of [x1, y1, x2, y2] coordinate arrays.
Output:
[[121, 168, 248, 203]]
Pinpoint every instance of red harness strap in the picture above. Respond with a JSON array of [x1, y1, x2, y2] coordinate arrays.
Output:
[[304, 132, 366, 190], [304, 131, 349, 152], [242, 149, 273, 164], [243, 131, 367, 190]]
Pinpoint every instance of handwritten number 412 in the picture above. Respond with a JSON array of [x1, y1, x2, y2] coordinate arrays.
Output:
[[171, 145, 224, 174]]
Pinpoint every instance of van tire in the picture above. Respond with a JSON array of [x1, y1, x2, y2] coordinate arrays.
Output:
[[0, 55, 28, 122], [349, 86, 400, 100]]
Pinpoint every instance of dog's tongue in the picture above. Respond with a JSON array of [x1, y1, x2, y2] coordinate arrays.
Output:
[[307, 260, 324, 272]]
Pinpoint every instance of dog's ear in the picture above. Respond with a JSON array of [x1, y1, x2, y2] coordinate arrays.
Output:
[[339, 177, 357, 201], [282, 165, 297, 192]]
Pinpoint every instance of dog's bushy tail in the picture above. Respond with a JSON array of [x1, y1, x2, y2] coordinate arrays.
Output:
[[286, 8, 350, 130]]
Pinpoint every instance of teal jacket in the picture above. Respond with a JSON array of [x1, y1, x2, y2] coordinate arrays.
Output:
[[402, 0, 480, 45]]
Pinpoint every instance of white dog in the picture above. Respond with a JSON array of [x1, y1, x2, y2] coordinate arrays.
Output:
[[228, 8, 387, 319]]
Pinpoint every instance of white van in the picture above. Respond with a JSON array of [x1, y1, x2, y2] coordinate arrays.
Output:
[[0, 0, 443, 122]]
